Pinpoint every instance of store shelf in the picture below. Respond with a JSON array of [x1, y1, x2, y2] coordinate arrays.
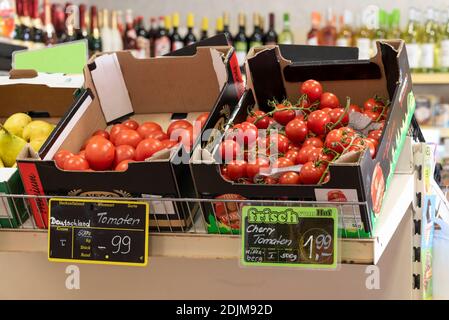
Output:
[[412, 73, 449, 85], [0, 173, 414, 265]]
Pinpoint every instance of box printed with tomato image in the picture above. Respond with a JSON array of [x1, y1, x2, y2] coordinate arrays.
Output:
[[17, 45, 244, 231], [190, 40, 416, 237]]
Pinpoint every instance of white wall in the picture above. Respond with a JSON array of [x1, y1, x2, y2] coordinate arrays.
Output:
[[57, 0, 449, 42]]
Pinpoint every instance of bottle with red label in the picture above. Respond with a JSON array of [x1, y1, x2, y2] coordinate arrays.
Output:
[[319, 7, 337, 46], [307, 11, 321, 45], [123, 9, 137, 51], [154, 16, 170, 57]]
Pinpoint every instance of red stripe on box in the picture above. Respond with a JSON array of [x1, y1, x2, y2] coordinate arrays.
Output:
[[17, 162, 48, 229], [229, 52, 245, 97]]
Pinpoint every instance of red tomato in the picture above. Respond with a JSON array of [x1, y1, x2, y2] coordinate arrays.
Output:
[[349, 104, 362, 113], [266, 133, 290, 154], [328, 107, 349, 128], [264, 176, 278, 184], [114, 129, 142, 148], [365, 137, 379, 149], [53, 150, 73, 169], [109, 124, 126, 145], [137, 122, 163, 139], [303, 137, 324, 148], [296, 146, 317, 165], [299, 162, 327, 185], [85, 137, 115, 170], [307, 110, 331, 136], [64, 155, 90, 171], [272, 157, 294, 168], [114, 145, 135, 166], [227, 160, 247, 181], [167, 120, 193, 138], [78, 150, 86, 159], [273, 104, 296, 125], [368, 130, 382, 141], [364, 98, 385, 113], [307, 147, 323, 163], [246, 110, 271, 129], [320, 92, 340, 109], [226, 122, 258, 146], [288, 144, 302, 152], [220, 166, 230, 181], [285, 149, 300, 164], [144, 130, 169, 141], [92, 129, 110, 140], [298, 99, 314, 115], [285, 119, 308, 144], [364, 139, 377, 158], [300, 79, 323, 102], [135, 138, 164, 161], [115, 159, 135, 172], [160, 139, 179, 149], [319, 149, 336, 163], [279, 171, 301, 185], [321, 107, 332, 114], [219, 140, 241, 162], [246, 157, 270, 180], [174, 126, 195, 151], [363, 110, 381, 121], [349, 138, 376, 158], [81, 135, 105, 150], [122, 119, 139, 130], [324, 128, 354, 153], [196, 112, 210, 128]]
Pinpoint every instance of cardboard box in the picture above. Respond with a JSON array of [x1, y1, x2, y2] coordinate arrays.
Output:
[[190, 40, 416, 237], [0, 71, 81, 227], [18, 46, 243, 231]]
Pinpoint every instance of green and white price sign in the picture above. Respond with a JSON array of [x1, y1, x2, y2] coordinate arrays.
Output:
[[241, 206, 338, 269]]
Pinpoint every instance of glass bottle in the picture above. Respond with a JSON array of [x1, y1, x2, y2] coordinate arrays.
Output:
[[200, 16, 208, 40], [307, 11, 321, 45], [249, 13, 263, 48], [336, 10, 353, 47], [440, 9, 449, 72], [171, 13, 183, 52], [154, 16, 170, 56], [279, 13, 294, 44], [421, 7, 439, 73], [223, 12, 232, 45], [88, 6, 101, 55], [184, 12, 196, 46], [264, 13, 278, 45], [234, 12, 248, 66]]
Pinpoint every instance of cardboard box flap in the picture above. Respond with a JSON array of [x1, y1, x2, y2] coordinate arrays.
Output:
[[0, 72, 82, 118], [246, 41, 398, 111], [86, 47, 229, 124]]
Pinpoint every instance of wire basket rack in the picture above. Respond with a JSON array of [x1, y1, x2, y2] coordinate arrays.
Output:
[[0, 193, 370, 239]]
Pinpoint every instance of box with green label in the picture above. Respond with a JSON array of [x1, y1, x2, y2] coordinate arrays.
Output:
[[191, 40, 416, 238]]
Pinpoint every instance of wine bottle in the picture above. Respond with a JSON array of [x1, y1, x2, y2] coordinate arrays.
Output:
[[440, 9, 449, 72], [123, 9, 137, 51], [116, 10, 124, 35], [223, 12, 232, 45], [319, 7, 337, 46], [77, 4, 88, 40], [88, 5, 101, 55], [100, 9, 112, 52], [279, 13, 294, 44], [402, 7, 422, 72], [147, 17, 157, 57], [136, 16, 149, 58], [421, 7, 439, 73], [355, 14, 371, 59], [264, 13, 278, 45], [307, 12, 321, 45], [234, 12, 248, 66], [110, 10, 123, 51], [20, 0, 32, 42], [171, 13, 183, 52], [184, 12, 196, 46], [154, 16, 170, 56], [42, 0, 57, 45], [13, 0, 23, 40], [216, 16, 224, 35], [249, 13, 263, 48], [336, 10, 353, 47], [30, 0, 43, 43], [200, 17, 208, 40]]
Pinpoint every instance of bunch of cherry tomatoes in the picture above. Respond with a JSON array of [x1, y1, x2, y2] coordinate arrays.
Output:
[[53, 113, 209, 171], [218, 79, 388, 185]]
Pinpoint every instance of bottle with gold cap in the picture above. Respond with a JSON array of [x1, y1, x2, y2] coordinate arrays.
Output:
[[216, 16, 224, 35], [100, 9, 112, 52], [234, 12, 248, 66], [223, 12, 232, 44], [249, 13, 263, 48], [154, 16, 170, 56], [200, 17, 209, 40], [111, 10, 123, 51], [184, 12, 196, 46], [171, 12, 183, 51]]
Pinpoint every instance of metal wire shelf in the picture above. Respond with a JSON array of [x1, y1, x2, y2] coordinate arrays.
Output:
[[0, 193, 369, 239]]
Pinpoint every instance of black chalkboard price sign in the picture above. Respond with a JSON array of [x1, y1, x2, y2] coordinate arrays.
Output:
[[241, 206, 338, 269], [48, 198, 149, 267]]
